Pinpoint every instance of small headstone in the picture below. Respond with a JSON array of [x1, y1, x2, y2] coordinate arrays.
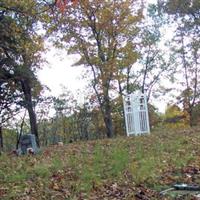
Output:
[[19, 134, 38, 155]]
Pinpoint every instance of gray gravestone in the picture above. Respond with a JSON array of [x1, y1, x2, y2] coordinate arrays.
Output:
[[19, 134, 38, 155]]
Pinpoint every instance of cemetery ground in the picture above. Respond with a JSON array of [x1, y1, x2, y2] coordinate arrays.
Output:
[[1, 127, 200, 199]]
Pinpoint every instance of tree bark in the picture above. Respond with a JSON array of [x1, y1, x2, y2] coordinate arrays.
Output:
[[188, 108, 193, 127], [20, 79, 39, 147], [103, 97, 113, 138]]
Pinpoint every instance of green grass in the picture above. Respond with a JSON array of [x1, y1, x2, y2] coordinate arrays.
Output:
[[51, 155, 64, 171], [109, 144, 129, 177], [31, 165, 51, 178], [1, 127, 200, 199]]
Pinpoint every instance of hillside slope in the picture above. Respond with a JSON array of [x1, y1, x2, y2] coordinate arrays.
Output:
[[1, 127, 200, 199]]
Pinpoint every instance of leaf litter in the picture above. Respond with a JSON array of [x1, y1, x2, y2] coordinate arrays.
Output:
[[1, 127, 200, 199]]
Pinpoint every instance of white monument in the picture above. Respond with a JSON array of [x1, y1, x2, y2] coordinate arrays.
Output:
[[123, 91, 150, 136]]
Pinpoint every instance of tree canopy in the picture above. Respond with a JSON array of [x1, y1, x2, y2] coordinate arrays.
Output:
[[48, 0, 144, 137]]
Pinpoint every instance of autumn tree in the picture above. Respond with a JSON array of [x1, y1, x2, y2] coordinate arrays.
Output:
[[49, 0, 143, 138], [137, 3, 174, 101], [164, 104, 188, 128], [161, 0, 200, 126], [0, 0, 45, 146]]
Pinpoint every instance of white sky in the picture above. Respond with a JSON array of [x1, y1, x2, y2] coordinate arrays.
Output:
[[37, 0, 170, 113], [37, 47, 87, 100]]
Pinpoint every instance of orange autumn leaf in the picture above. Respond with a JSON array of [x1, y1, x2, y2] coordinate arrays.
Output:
[[56, 0, 78, 13]]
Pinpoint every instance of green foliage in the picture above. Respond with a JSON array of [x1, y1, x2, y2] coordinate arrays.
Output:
[[160, 0, 200, 126], [191, 103, 200, 126], [148, 104, 162, 128], [163, 104, 189, 128], [2, 128, 17, 152]]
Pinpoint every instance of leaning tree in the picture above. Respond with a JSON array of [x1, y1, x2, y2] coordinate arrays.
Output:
[[0, 0, 46, 146]]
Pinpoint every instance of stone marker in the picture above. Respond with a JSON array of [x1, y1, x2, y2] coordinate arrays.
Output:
[[19, 134, 38, 155]]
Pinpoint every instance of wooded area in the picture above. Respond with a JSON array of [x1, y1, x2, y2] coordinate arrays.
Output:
[[0, 0, 200, 151]]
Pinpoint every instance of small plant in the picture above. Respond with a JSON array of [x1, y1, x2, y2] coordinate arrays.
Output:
[[109, 145, 129, 177], [51, 155, 63, 171], [79, 144, 103, 192], [130, 156, 157, 184], [92, 144, 104, 177], [80, 167, 95, 192], [0, 169, 5, 180], [32, 165, 50, 178], [7, 172, 27, 182]]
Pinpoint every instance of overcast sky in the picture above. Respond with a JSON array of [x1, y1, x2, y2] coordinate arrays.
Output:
[[38, 47, 87, 97]]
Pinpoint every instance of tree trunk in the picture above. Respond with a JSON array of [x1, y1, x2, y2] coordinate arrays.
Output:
[[103, 97, 114, 138], [117, 80, 126, 133], [188, 108, 193, 127], [20, 79, 39, 147], [0, 126, 3, 154]]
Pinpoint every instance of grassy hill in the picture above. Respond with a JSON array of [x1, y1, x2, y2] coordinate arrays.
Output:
[[1, 127, 200, 199]]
